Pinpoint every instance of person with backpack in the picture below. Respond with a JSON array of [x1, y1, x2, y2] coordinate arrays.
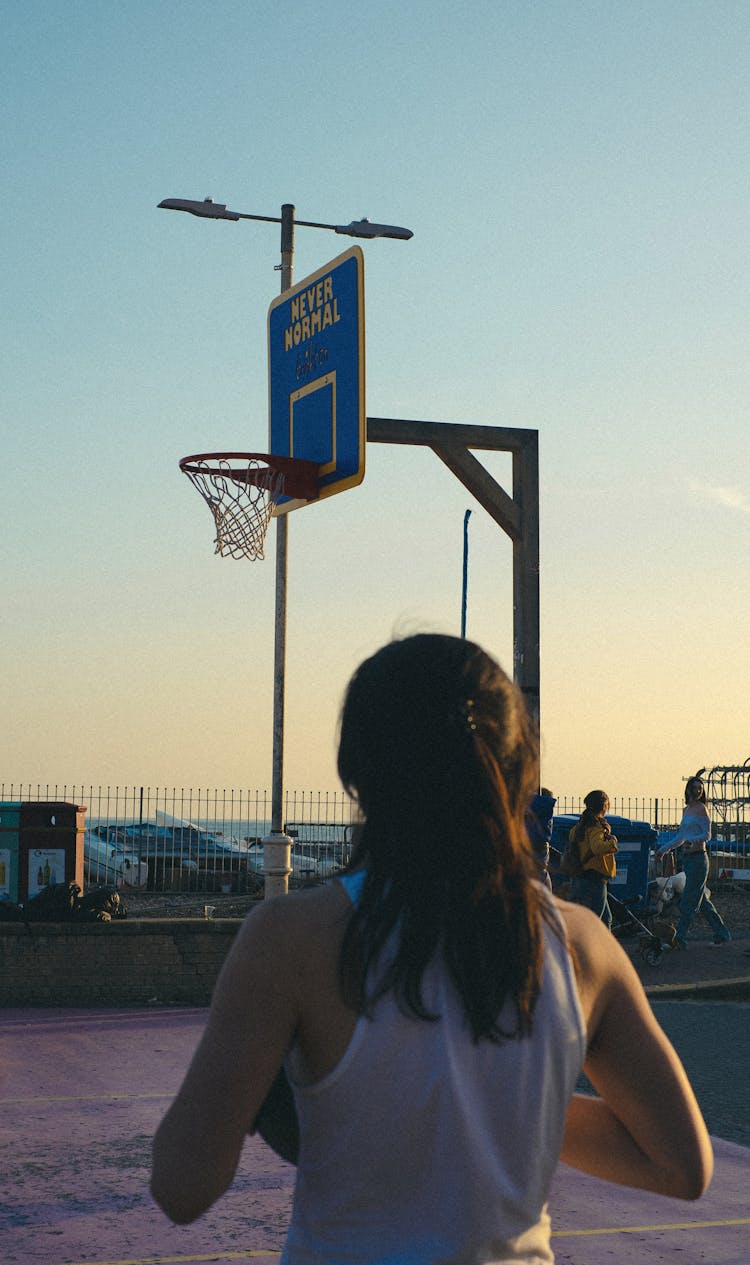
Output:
[[151, 636, 711, 1261], [568, 789, 618, 929]]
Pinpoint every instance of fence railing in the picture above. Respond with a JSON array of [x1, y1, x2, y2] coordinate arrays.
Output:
[[2, 785, 747, 893], [0, 785, 358, 894], [553, 797, 683, 830]]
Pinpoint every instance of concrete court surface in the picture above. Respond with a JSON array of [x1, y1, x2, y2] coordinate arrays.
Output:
[[0, 1007, 748, 1265]]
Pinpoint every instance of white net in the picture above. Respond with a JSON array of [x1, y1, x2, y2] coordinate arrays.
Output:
[[181, 458, 286, 560]]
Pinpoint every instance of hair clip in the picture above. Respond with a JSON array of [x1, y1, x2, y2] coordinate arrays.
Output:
[[465, 699, 477, 732]]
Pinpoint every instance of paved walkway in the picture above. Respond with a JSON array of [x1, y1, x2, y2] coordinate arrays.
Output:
[[625, 927, 750, 999], [1, 1005, 748, 1265]]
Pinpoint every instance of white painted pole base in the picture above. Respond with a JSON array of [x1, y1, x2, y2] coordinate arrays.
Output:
[[262, 831, 293, 898]]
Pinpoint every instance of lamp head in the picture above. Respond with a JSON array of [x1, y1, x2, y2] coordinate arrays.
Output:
[[337, 217, 413, 240], [158, 198, 240, 221]]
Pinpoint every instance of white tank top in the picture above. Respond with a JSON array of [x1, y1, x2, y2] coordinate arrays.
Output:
[[282, 874, 586, 1265]]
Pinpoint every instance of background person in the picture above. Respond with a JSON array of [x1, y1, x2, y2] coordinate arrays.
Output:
[[527, 786, 556, 888], [657, 774, 731, 949], [569, 789, 618, 929], [151, 634, 712, 1263]]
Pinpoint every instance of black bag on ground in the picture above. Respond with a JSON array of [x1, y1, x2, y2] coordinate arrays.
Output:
[[76, 886, 127, 921], [0, 901, 25, 922], [23, 881, 81, 922]]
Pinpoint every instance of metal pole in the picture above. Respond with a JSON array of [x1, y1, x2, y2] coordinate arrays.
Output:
[[263, 204, 296, 897], [461, 509, 472, 638], [512, 433, 540, 731]]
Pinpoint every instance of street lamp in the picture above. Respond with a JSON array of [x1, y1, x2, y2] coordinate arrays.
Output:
[[158, 197, 414, 240], [160, 195, 413, 893]]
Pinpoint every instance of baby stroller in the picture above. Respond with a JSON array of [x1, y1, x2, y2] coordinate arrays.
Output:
[[609, 890, 676, 967], [608, 839, 689, 966]]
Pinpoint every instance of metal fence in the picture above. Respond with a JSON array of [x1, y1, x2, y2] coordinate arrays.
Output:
[[0, 784, 357, 893], [3, 784, 747, 893], [553, 797, 683, 829]]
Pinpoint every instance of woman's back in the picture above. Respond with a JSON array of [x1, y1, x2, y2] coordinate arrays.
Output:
[[283, 880, 585, 1265], [151, 635, 713, 1249]]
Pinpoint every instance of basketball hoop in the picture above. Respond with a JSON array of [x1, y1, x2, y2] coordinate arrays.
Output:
[[179, 452, 319, 560]]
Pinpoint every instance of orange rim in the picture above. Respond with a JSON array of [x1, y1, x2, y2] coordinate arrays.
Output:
[[179, 453, 319, 500]]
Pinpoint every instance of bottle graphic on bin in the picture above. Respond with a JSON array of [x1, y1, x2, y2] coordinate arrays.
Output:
[[37, 865, 44, 887], [43, 858, 51, 886]]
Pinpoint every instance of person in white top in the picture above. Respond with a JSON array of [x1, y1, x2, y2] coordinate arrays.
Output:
[[151, 635, 712, 1264], [658, 774, 731, 949]]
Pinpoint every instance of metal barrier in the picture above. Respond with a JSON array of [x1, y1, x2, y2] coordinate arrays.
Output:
[[554, 796, 682, 830], [0, 785, 357, 894], [2, 785, 747, 892]]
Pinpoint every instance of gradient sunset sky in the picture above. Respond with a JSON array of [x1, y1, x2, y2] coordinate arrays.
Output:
[[4, 1, 749, 802]]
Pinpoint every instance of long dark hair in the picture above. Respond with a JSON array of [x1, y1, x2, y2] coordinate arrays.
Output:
[[572, 789, 610, 845], [685, 776, 706, 804], [336, 633, 545, 1044]]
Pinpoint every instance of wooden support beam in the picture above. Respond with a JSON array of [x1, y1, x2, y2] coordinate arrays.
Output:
[[367, 416, 533, 452], [366, 416, 540, 731], [431, 443, 521, 541]]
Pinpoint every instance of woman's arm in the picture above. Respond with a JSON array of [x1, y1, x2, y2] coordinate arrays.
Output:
[[658, 808, 688, 854], [558, 904, 713, 1200], [658, 804, 709, 855], [150, 898, 301, 1223]]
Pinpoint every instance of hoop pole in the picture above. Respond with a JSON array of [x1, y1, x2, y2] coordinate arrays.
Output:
[[461, 508, 472, 638], [263, 203, 296, 898]]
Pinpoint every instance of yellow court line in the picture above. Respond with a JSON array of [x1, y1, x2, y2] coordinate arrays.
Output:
[[54, 1222, 750, 1265], [59, 1253, 281, 1265], [0, 1091, 172, 1105], [552, 1216, 750, 1237]]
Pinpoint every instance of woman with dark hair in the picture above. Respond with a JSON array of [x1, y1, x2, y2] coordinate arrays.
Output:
[[568, 789, 618, 929], [151, 634, 712, 1263], [657, 774, 731, 949]]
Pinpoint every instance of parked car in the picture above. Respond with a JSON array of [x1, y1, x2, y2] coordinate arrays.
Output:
[[245, 840, 265, 874], [286, 822, 354, 879], [118, 825, 201, 890], [90, 823, 133, 848], [117, 821, 261, 892], [243, 823, 353, 881], [83, 831, 148, 889]]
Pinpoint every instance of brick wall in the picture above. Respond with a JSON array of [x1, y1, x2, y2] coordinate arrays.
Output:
[[0, 918, 245, 1007]]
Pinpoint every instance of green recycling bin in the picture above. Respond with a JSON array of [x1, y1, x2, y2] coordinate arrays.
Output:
[[18, 802, 86, 901], [0, 802, 23, 904]]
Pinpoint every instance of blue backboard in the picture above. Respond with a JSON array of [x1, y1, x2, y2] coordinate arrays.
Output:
[[267, 246, 365, 513]]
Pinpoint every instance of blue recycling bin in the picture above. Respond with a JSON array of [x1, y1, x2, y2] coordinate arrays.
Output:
[[550, 813, 656, 905]]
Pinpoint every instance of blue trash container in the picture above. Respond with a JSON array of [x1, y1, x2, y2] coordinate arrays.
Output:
[[550, 813, 656, 905]]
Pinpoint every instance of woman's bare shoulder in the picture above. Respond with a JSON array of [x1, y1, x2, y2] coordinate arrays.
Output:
[[551, 895, 641, 1021], [553, 895, 633, 965], [232, 881, 351, 965], [553, 893, 604, 933]]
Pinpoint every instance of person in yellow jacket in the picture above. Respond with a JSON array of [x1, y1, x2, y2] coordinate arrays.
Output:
[[569, 789, 618, 929]]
